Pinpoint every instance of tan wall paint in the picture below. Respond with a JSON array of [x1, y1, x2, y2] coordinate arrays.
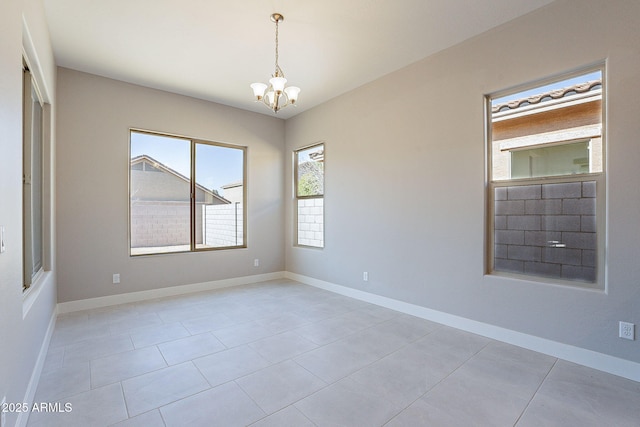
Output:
[[0, 0, 58, 424], [56, 68, 285, 302], [285, 0, 640, 363]]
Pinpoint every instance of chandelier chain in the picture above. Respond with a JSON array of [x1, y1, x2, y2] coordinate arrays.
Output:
[[274, 19, 280, 76]]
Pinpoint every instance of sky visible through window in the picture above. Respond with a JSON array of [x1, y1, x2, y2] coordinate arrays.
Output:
[[492, 70, 601, 106], [130, 132, 243, 194]]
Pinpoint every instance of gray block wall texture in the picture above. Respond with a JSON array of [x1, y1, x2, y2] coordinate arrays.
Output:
[[203, 203, 244, 247], [494, 181, 596, 282], [297, 198, 324, 247], [130, 202, 206, 248], [131, 202, 192, 247]]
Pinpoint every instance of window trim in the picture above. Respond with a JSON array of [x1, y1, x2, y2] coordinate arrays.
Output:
[[485, 64, 606, 289], [128, 128, 247, 256], [22, 62, 45, 291], [294, 142, 325, 248]]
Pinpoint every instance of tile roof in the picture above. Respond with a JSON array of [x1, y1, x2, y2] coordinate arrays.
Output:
[[492, 79, 601, 114]]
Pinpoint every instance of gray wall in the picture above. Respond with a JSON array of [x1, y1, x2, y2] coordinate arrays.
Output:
[[56, 68, 285, 302], [0, 0, 58, 425], [285, 0, 640, 363]]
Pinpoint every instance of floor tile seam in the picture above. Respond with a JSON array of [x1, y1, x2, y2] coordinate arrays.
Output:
[[190, 350, 267, 389], [290, 325, 433, 381], [65, 336, 137, 367], [130, 385, 214, 421], [512, 357, 559, 426], [145, 343, 169, 371], [225, 378, 273, 420], [37, 379, 119, 410], [155, 382, 268, 427], [155, 329, 227, 348], [292, 311, 411, 348], [157, 408, 169, 427], [52, 330, 115, 350], [122, 365, 214, 419], [34, 384, 91, 406], [249, 404, 319, 427], [115, 382, 131, 424], [384, 337, 496, 416], [286, 333, 325, 359], [158, 345, 230, 367], [90, 358, 170, 391], [245, 332, 319, 361], [270, 359, 341, 408]]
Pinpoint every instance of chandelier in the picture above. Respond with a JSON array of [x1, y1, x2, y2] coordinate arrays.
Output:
[[250, 13, 300, 114]]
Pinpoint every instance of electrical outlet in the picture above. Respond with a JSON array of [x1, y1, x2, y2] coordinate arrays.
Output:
[[619, 321, 635, 340], [363, 272, 368, 282], [254, 259, 259, 267], [112, 273, 120, 284]]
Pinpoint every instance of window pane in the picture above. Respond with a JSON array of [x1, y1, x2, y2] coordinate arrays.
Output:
[[510, 141, 590, 179], [297, 198, 323, 247], [494, 181, 596, 283], [296, 145, 324, 197], [491, 70, 602, 181], [195, 143, 245, 249], [130, 132, 191, 255], [30, 85, 43, 274], [23, 72, 44, 288]]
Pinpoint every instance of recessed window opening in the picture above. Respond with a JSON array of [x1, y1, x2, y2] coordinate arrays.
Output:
[[487, 67, 604, 287], [23, 63, 44, 291], [294, 143, 324, 248], [129, 130, 246, 256]]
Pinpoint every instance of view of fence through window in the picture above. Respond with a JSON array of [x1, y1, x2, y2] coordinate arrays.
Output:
[[488, 68, 603, 285], [295, 144, 324, 248], [130, 131, 245, 255]]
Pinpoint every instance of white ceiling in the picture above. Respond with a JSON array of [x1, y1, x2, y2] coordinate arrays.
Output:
[[44, 0, 555, 119]]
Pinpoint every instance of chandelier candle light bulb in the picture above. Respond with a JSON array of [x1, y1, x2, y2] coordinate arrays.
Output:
[[250, 13, 300, 113]]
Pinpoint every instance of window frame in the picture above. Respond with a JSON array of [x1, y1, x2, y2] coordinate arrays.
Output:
[[128, 129, 247, 256], [485, 65, 606, 289], [294, 142, 325, 248], [23, 62, 45, 291]]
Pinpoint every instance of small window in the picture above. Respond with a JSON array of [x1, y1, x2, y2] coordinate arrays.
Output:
[[294, 143, 324, 248], [23, 64, 44, 290], [129, 130, 246, 256], [487, 67, 604, 287]]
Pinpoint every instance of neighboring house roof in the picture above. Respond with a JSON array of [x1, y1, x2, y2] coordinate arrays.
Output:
[[131, 154, 230, 204], [221, 181, 243, 189], [492, 79, 602, 114], [309, 149, 324, 162]]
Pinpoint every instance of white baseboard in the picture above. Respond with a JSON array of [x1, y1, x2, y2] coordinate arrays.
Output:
[[285, 272, 640, 383], [17, 310, 56, 427], [57, 271, 286, 314]]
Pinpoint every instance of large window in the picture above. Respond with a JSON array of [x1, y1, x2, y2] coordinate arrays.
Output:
[[294, 143, 324, 248], [487, 67, 604, 287], [129, 130, 246, 256], [23, 64, 44, 290]]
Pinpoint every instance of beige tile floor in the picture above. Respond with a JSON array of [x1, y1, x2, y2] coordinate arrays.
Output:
[[27, 279, 640, 426]]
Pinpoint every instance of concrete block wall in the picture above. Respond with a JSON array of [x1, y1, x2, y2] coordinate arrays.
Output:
[[297, 198, 324, 247], [203, 203, 243, 247], [131, 201, 189, 247], [130, 201, 203, 248], [494, 181, 596, 282]]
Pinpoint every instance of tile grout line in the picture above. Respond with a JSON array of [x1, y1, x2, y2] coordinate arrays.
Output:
[[381, 338, 494, 426], [512, 357, 558, 426]]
